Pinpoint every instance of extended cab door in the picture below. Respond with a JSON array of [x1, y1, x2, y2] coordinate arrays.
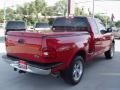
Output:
[[89, 18, 105, 54]]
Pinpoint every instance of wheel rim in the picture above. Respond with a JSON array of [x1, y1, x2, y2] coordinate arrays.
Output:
[[73, 60, 83, 81], [111, 44, 115, 57]]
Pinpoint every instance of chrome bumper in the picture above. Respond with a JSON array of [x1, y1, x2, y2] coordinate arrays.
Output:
[[2, 55, 51, 75]]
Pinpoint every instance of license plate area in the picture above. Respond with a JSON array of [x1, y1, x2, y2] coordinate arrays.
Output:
[[19, 60, 27, 70]]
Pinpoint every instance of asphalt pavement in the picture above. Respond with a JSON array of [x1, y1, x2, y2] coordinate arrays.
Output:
[[0, 38, 120, 90]]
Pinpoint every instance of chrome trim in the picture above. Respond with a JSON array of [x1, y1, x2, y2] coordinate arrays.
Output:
[[73, 60, 83, 81], [3, 56, 51, 75]]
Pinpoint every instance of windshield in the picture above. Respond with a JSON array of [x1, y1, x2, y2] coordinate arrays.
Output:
[[6, 21, 26, 30], [53, 17, 88, 31], [5, 21, 26, 34]]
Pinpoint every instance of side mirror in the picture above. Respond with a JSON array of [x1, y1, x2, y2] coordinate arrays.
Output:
[[107, 28, 112, 33], [100, 30, 107, 34]]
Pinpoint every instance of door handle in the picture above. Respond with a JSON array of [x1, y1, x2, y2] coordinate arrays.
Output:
[[18, 39, 24, 44]]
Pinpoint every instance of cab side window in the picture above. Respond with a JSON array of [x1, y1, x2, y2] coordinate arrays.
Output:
[[95, 19, 106, 32], [89, 18, 99, 34]]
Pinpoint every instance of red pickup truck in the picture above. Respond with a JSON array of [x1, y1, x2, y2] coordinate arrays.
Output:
[[3, 17, 115, 85]]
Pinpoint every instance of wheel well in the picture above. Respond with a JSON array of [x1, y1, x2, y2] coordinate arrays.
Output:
[[67, 50, 86, 69], [75, 50, 86, 62]]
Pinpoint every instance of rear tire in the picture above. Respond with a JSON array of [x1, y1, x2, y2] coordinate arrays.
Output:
[[104, 43, 115, 59], [61, 56, 84, 85]]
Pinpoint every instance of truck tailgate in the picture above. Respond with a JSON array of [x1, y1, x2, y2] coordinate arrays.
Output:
[[6, 31, 44, 63]]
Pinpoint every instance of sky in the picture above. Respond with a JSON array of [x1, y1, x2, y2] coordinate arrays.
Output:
[[0, 0, 120, 21]]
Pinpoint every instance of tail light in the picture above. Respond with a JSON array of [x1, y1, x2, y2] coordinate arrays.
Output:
[[42, 47, 57, 59]]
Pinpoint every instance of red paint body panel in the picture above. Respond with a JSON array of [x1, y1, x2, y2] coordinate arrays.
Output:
[[5, 17, 114, 73]]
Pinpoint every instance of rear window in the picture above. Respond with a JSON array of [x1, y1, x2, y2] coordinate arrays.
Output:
[[6, 21, 26, 30], [35, 23, 50, 28], [53, 17, 88, 27], [52, 17, 88, 31]]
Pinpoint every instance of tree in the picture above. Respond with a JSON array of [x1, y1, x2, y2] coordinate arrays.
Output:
[[0, 0, 115, 26], [6, 8, 15, 20], [34, 0, 46, 20], [15, 0, 47, 25], [74, 7, 87, 16], [0, 10, 3, 22], [54, 0, 67, 16], [0, 0, 67, 24], [95, 14, 111, 27], [115, 21, 120, 28], [44, 6, 56, 16]]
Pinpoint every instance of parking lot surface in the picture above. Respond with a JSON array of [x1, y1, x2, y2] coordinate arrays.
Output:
[[0, 38, 120, 90]]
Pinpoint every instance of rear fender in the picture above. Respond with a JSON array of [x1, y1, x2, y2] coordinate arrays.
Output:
[[66, 48, 87, 69]]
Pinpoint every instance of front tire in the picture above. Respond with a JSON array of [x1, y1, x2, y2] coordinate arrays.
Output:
[[104, 43, 115, 59], [61, 56, 84, 85]]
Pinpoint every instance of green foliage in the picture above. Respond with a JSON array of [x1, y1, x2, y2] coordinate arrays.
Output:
[[34, 0, 46, 14], [54, 0, 67, 16], [48, 18, 55, 25], [6, 8, 15, 20], [95, 14, 111, 27], [44, 6, 56, 16], [74, 7, 87, 16], [115, 21, 120, 27], [0, 10, 4, 22], [0, 0, 119, 27]]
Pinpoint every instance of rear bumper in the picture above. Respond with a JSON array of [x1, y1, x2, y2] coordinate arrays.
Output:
[[2, 55, 61, 75], [10, 62, 51, 75]]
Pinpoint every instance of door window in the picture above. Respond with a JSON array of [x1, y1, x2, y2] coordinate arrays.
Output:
[[89, 18, 99, 34], [95, 19, 106, 32]]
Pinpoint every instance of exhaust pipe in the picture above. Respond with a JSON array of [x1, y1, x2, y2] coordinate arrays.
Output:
[[18, 70, 26, 74], [13, 68, 26, 73], [14, 68, 17, 71]]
